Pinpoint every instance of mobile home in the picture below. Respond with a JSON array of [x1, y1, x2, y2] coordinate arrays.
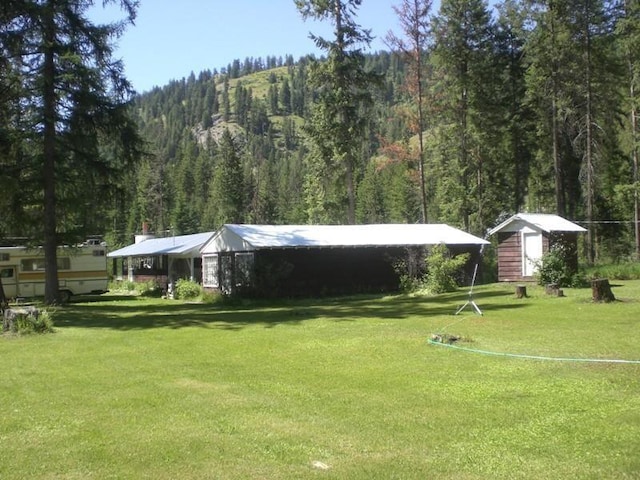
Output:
[[0, 242, 109, 301]]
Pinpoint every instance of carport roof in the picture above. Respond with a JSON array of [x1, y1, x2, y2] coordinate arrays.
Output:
[[107, 231, 215, 258], [202, 224, 489, 253]]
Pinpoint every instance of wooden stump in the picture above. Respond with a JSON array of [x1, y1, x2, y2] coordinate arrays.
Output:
[[592, 278, 615, 303], [545, 283, 564, 297], [515, 285, 527, 298], [2, 306, 39, 332]]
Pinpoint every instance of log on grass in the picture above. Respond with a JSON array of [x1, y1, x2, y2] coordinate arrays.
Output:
[[591, 278, 615, 303]]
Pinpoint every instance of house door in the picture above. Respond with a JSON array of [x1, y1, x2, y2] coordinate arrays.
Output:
[[522, 232, 543, 277]]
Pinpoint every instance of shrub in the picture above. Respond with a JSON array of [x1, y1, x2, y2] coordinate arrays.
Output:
[[424, 244, 470, 294], [535, 244, 573, 287], [109, 279, 161, 296], [583, 262, 640, 281], [392, 248, 427, 293], [174, 279, 203, 300], [199, 289, 225, 305]]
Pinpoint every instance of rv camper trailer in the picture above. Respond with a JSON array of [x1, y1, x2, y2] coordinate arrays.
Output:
[[0, 242, 108, 302]]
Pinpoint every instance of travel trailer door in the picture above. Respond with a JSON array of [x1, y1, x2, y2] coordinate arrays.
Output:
[[0, 266, 18, 298]]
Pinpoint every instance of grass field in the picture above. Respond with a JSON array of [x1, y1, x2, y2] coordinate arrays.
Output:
[[1, 282, 639, 479]]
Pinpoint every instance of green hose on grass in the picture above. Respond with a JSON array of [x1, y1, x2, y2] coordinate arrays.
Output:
[[427, 337, 640, 364]]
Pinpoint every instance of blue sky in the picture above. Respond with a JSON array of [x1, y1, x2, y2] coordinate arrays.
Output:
[[91, 1, 399, 93]]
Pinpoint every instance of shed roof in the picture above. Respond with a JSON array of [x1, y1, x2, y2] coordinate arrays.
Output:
[[201, 224, 489, 254], [488, 213, 586, 236], [107, 231, 215, 258]]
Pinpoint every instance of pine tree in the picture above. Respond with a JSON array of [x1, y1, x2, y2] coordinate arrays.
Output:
[[493, 0, 533, 214], [296, 0, 380, 224], [207, 129, 244, 227], [617, 0, 640, 257], [431, 0, 495, 232], [386, 0, 434, 223], [1, 0, 141, 304]]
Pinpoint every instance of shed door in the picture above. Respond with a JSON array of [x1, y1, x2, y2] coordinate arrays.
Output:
[[522, 232, 543, 277]]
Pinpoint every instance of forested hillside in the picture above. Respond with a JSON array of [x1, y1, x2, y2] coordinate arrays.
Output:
[[115, 0, 640, 263]]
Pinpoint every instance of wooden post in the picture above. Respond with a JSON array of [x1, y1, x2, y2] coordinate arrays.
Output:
[[592, 278, 615, 303], [515, 284, 527, 298]]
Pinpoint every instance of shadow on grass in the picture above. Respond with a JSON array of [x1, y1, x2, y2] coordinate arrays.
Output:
[[54, 288, 526, 331]]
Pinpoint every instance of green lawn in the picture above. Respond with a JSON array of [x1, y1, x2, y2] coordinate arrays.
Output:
[[1, 282, 639, 479]]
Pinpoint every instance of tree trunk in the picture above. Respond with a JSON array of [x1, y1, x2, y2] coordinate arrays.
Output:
[[584, 0, 595, 264], [0, 276, 8, 312], [416, 41, 427, 223], [550, 5, 565, 217], [515, 284, 527, 298], [43, 1, 60, 305], [591, 278, 615, 302], [545, 283, 564, 296], [627, 0, 640, 260]]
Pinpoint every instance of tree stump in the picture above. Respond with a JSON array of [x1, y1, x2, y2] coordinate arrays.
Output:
[[515, 285, 527, 298], [592, 278, 615, 303], [2, 306, 39, 332], [545, 283, 563, 296]]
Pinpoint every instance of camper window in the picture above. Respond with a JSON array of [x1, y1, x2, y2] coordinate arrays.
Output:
[[21, 257, 71, 271], [1, 267, 14, 278]]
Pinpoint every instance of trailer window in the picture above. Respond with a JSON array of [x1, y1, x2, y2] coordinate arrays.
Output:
[[21, 257, 71, 271], [0, 267, 14, 278]]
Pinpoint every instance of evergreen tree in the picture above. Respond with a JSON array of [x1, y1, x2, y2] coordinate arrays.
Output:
[[525, 0, 623, 261], [222, 76, 231, 121], [386, 0, 434, 222], [617, 0, 640, 257], [295, 0, 380, 223], [493, 0, 533, 214], [0, 0, 141, 304], [431, 0, 495, 232], [281, 77, 292, 114], [206, 129, 245, 227]]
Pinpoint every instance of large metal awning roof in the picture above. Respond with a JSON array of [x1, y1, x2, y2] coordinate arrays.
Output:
[[108, 232, 215, 258], [201, 224, 489, 254]]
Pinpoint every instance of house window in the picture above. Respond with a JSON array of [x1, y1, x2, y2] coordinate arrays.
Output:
[[235, 252, 254, 287], [202, 255, 218, 288], [0, 253, 9, 261]]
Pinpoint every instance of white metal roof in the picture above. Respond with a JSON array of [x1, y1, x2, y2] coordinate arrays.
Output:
[[488, 213, 586, 235], [107, 232, 215, 258], [201, 224, 489, 254]]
